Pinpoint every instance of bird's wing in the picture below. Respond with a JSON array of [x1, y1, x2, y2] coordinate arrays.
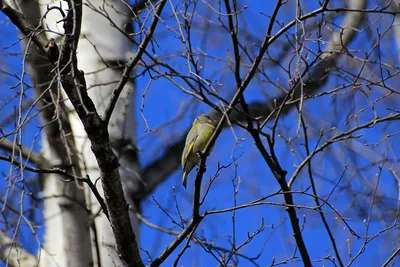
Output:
[[193, 123, 215, 153], [181, 125, 198, 167]]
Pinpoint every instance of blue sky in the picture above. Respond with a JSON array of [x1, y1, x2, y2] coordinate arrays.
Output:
[[1, 0, 400, 266]]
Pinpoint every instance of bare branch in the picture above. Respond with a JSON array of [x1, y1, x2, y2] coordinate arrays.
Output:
[[1, 0, 156, 265], [381, 246, 400, 267], [135, 0, 367, 200], [104, 0, 167, 124], [0, 0, 48, 54], [53, 0, 144, 265], [151, 1, 293, 263], [0, 138, 46, 168], [0, 232, 38, 267], [249, 129, 312, 265]]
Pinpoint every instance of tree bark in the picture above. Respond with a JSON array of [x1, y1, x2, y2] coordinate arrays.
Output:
[[5, 0, 93, 266], [38, 0, 140, 265]]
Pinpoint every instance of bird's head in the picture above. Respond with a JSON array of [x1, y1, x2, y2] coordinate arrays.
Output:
[[195, 114, 218, 127]]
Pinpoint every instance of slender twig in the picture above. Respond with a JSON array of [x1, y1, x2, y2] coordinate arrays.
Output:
[[0, 231, 38, 266], [0, 138, 46, 168], [0, 1, 49, 53], [135, 0, 336, 199], [0, 0, 150, 265], [250, 129, 312, 266], [0, 154, 110, 221], [288, 113, 400, 188], [0, 154, 79, 181], [150, 217, 202, 266], [381, 247, 400, 267], [299, 110, 344, 267], [151, 1, 302, 264], [103, 0, 167, 124]]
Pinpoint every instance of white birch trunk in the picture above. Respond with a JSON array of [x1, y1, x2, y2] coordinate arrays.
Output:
[[39, 0, 138, 265], [5, 0, 94, 266]]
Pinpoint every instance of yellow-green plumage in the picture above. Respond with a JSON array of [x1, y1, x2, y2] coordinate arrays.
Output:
[[181, 114, 217, 188]]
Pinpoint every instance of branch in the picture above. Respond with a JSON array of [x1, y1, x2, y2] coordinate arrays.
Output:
[[54, 0, 144, 265], [138, 212, 262, 267], [0, 0, 48, 54], [250, 130, 312, 265], [299, 112, 344, 267], [0, 0, 158, 265], [132, 0, 158, 14], [0, 232, 38, 267], [104, 0, 167, 124], [381, 246, 400, 267], [5, 1, 96, 265], [287, 113, 400, 189], [133, 0, 367, 200], [0, 138, 46, 168], [0, 154, 78, 180], [0, 98, 35, 127], [151, 1, 288, 264], [0, 154, 110, 221]]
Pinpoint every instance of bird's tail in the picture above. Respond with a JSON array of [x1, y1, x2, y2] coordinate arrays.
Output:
[[182, 172, 188, 188]]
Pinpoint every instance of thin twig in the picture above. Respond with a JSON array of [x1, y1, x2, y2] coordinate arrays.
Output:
[[103, 0, 167, 125]]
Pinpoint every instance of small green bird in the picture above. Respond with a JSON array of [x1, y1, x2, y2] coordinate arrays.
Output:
[[181, 114, 217, 188]]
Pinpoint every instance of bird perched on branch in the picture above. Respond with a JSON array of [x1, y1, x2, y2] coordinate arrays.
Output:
[[181, 114, 218, 188]]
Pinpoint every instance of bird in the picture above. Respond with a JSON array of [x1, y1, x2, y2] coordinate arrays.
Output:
[[181, 114, 218, 188]]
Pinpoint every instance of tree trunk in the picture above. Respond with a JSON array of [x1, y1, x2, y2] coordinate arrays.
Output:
[[7, 0, 94, 266], [38, 0, 139, 265]]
